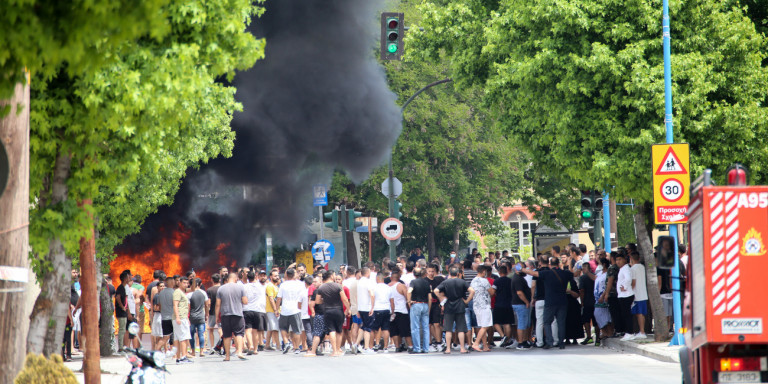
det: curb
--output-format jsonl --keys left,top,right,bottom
{"left": 602, "top": 337, "right": 681, "bottom": 364}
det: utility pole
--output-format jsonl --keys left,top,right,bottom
{"left": 0, "top": 75, "right": 30, "bottom": 384}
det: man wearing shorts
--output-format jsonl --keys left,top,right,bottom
{"left": 276, "top": 268, "right": 304, "bottom": 354}
{"left": 370, "top": 273, "right": 394, "bottom": 353}
{"left": 511, "top": 263, "right": 533, "bottom": 349}
{"left": 150, "top": 281, "right": 166, "bottom": 350}
{"left": 265, "top": 270, "right": 281, "bottom": 350}
{"left": 435, "top": 266, "right": 473, "bottom": 354}
{"left": 243, "top": 270, "right": 266, "bottom": 354}
{"left": 356, "top": 267, "right": 376, "bottom": 353}
{"left": 389, "top": 268, "right": 412, "bottom": 352}
{"left": 172, "top": 277, "right": 193, "bottom": 364}
{"left": 492, "top": 265, "right": 515, "bottom": 348}
{"left": 215, "top": 272, "right": 248, "bottom": 361}
{"left": 425, "top": 264, "right": 445, "bottom": 351}
{"left": 308, "top": 270, "right": 350, "bottom": 357}
{"left": 205, "top": 273, "right": 221, "bottom": 355}
{"left": 469, "top": 265, "right": 494, "bottom": 352}
{"left": 157, "top": 275, "right": 176, "bottom": 355}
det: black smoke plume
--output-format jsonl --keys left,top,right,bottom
{"left": 116, "top": 0, "right": 401, "bottom": 267}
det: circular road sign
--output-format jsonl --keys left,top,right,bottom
{"left": 380, "top": 218, "right": 403, "bottom": 241}
{"left": 660, "top": 179, "right": 684, "bottom": 202}
{"left": 312, "top": 240, "right": 335, "bottom": 262}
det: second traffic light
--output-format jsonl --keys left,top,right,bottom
{"left": 393, "top": 200, "right": 403, "bottom": 219}
{"left": 580, "top": 190, "right": 603, "bottom": 223}
{"left": 324, "top": 209, "right": 339, "bottom": 231}
{"left": 381, "top": 12, "right": 404, "bottom": 60}
{"left": 348, "top": 209, "right": 363, "bottom": 230}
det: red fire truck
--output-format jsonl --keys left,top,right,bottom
{"left": 677, "top": 169, "right": 768, "bottom": 383}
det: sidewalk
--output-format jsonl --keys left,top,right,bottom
{"left": 63, "top": 354, "right": 131, "bottom": 384}
{"left": 602, "top": 335, "right": 682, "bottom": 364}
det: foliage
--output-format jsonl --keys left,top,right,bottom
{"left": 28, "top": 0, "right": 265, "bottom": 275}
{"left": 0, "top": 0, "right": 170, "bottom": 101}
{"left": 408, "top": 0, "right": 768, "bottom": 215}
{"left": 481, "top": 225, "right": 517, "bottom": 253}
{"left": 14, "top": 353, "right": 77, "bottom": 384}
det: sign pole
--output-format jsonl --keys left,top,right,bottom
{"left": 319, "top": 206, "right": 324, "bottom": 241}
{"left": 662, "top": 0, "right": 683, "bottom": 346}
{"left": 368, "top": 218, "right": 372, "bottom": 265}
{"left": 603, "top": 191, "right": 611, "bottom": 252}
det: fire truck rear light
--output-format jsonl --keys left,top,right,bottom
{"left": 718, "top": 357, "right": 764, "bottom": 372}
{"left": 678, "top": 327, "right": 688, "bottom": 334}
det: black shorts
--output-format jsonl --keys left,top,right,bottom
{"left": 581, "top": 305, "right": 595, "bottom": 324}
{"left": 323, "top": 309, "right": 345, "bottom": 334}
{"left": 221, "top": 315, "right": 245, "bottom": 339}
{"left": 389, "top": 312, "right": 411, "bottom": 337}
{"left": 358, "top": 311, "right": 374, "bottom": 332}
{"left": 493, "top": 307, "right": 514, "bottom": 325}
{"left": 443, "top": 312, "right": 468, "bottom": 333}
{"left": 244, "top": 311, "right": 267, "bottom": 331}
{"left": 161, "top": 320, "right": 174, "bottom": 337}
{"left": 429, "top": 303, "right": 442, "bottom": 324}
{"left": 370, "top": 310, "right": 391, "bottom": 331}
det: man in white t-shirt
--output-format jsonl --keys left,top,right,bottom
{"left": 629, "top": 251, "right": 648, "bottom": 340}
{"left": 356, "top": 267, "right": 376, "bottom": 353}
{"left": 276, "top": 268, "right": 304, "bottom": 354}
{"left": 371, "top": 273, "right": 394, "bottom": 353}
{"left": 243, "top": 270, "right": 267, "bottom": 354}
{"left": 342, "top": 266, "right": 361, "bottom": 353}
{"left": 616, "top": 253, "right": 635, "bottom": 341}
{"left": 401, "top": 262, "right": 416, "bottom": 288}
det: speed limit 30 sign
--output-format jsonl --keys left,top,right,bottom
{"left": 652, "top": 143, "right": 690, "bottom": 224}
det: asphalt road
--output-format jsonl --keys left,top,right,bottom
{"left": 160, "top": 344, "right": 682, "bottom": 384}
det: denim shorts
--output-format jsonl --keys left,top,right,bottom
{"left": 512, "top": 304, "right": 531, "bottom": 330}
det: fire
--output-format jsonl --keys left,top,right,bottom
{"left": 110, "top": 223, "right": 190, "bottom": 285}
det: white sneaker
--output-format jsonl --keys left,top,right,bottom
{"left": 633, "top": 333, "right": 647, "bottom": 340}
{"left": 505, "top": 340, "right": 519, "bottom": 350}
{"left": 620, "top": 334, "right": 634, "bottom": 341}
{"left": 361, "top": 348, "right": 376, "bottom": 355}
{"left": 381, "top": 349, "right": 390, "bottom": 353}
{"left": 428, "top": 345, "right": 438, "bottom": 352}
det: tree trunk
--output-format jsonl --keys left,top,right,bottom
{"left": 99, "top": 273, "right": 114, "bottom": 357}
{"left": 0, "top": 76, "right": 31, "bottom": 383}
{"left": 427, "top": 218, "right": 437, "bottom": 259}
{"left": 453, "top": 225, "right": 461, "bottom": 254}
{"left": 27, "top": 152, "right": 72, "bottom": 356}
{"left": 634, "top": 206, "right": 670, "bottom": 341}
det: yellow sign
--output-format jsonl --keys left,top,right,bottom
{"left": 295, "top": 250, "right": 313, "bottom": 270}
{"left": 652, "top": 143, "right": 690, "bottom": 224}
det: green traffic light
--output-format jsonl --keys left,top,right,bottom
{"left": 582, "top": 211, "right": 592, "bottom": 219}
{"left": 388, "top": 43, "right": 397, "bottom": 53}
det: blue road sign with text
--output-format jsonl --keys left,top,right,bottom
{"left": 313, "top": 184, "right": 328, "bottom": 206}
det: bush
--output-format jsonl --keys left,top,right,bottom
{"left": 14, "top": 353, "right": 78, "bottom": 384}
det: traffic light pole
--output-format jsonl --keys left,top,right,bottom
{"left": 662, "top": 0, "right": 683, "bottom": 347}
{"left": 341, "top": 206, "right": 348, "bottom": 266}
{"left": 388, "top": 78, "right": 454, "bottom": 259}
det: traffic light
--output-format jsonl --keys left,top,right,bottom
{"left": 581, "top": 191, "right": 594, "bottom": 221}
{"left": 324, "top": 209, "right": 338, "bottom": 231}
{"left": 580, "top": 190, "right": 603, "bottom": 223}
{"left": 348, "top": 209, "right": 363, "bottom": 230}
{"left": 380, "top": 12, "right": 404, "bottom": 60}
{"left": 393, "top": 200, "right": 403, "bottom": 219}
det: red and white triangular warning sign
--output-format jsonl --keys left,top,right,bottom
{"left": 655, "top": 146, "right": 688, "bottom": 175}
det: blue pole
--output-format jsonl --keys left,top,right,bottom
{"left": 603, "top": 191, "right": 611, "bottom": 251}
{"left": 663, "top": 0, "right": 684, "bottom": 346}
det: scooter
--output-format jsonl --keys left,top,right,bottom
{"left": 124, "top": 322, "right": 169, "bottom": 384}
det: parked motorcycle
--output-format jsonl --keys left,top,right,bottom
{"left": 124, "top": 322, "right": 168, "bottom": 384}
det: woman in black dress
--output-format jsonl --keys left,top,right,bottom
{"left": 565, "top": 276, "right": 585, "bottom": 343}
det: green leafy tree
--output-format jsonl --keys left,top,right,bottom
{"left": 409, "top": 0, "right": 768, "bottom": 341}
{"left": 26, "top": 0, "right": 265, "bottom": 356}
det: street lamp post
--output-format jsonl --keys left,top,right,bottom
{"left": 387, "top": 78, "right": 453, "bottom": 259}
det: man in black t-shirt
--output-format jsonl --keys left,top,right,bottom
{"left": 531, "top": 255, "right": 555, "bottom": 347}
{"left": 434, "top": 266, "right": 474, "bottom": 354}
{"left": 407, "top": 267, "right": 432, "bottom": 353}
{"left": 425, "top": 264, "right": 445, "bottom": 350}
{"left": 579, "top": 262, "right": 597, "bottom": 345}
{"left": 523, "top": 256, "right": 573, "bottom": 349}
{"left": 511, "top": 264, "right": 533, "bottom": 349}
{"left": 206, "top": 273, "right": 222, "bottom": 354}
{"left": 492, "top": 265, "right": 514, "bottom": 347}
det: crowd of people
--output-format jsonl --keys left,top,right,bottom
{"left": 96, "top": 243, "right": 681, "bottom": 364}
